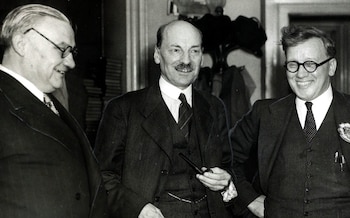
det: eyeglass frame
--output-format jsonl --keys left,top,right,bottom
{"left": 284, "top": 57, "right": 334, "bottom": 73}
{"left": 23, "top": 28, "right": 78, "bottom": 58}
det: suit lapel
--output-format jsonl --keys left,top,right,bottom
{"left": 332, "top": 91, "right": 350, "bottom": 168}
{"left": 0, "top": 71, "right": 102, "bottom": 209}
{"left": 0, "top": 72, "right": 75, "bottom": 151}
{"left": 141, "top": 85, "right": 174, "bottom": 160}
{"left": 140, "top": 86, "right": 214, "bottom": 161}
{"left": 47, "top": 92, "right": 104, "bottom": 211}
{"left": 259, "top": 91, "right": 350, "bottom": 190}
{"left": 192, "top": 90, "right": 212, "bottom": 158}
{"left": 51, "top": 93, "right": 103, "bottom": 207}
{"left": 258, "top": 94, "right": 295, "bottom": 191}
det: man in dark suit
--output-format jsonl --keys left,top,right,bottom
{"left": 94, "top": 20, "right": 237, "bottom": 218}
{"left": 231, "top": 25, "right": 350, "bottom": 217}
{"left": 0, "top": 4, "right": 107, "bottom": 217}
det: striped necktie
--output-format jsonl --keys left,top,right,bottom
{"left": 178, "top": 93, "right": 192, "bottom": 140}
{"left": 43, "top": 94, "right": 60, "bottom": 116}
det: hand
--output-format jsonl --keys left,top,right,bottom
{"left": 247, "top": 195, "right": 266, "bottom": 218}
{"left": 138, "top": 203, "right": 164, "bottom": 218}
{"left": 196, "top": 167, "right": 231, "bottom": 191}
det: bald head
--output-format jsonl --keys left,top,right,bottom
{"left": 156, "top": 20, "right": 202, "bottom": 49}
{"left": 154, "top": 20, "right": 203, "bottom": 90}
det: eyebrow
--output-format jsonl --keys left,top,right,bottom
{"left": 169, "top": 44, "right": 201, "bottom": 48}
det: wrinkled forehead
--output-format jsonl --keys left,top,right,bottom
{"left": 163, "top": 23, "right": 202, "bottom": 47}
{"left": 286, "top": 38, "right": 327, "bottom": 60}
{"left": 34, "top": 16, "right": 75, "bottom": 45}
{"left": 33, "top": 16, "right": 72, "bottom": 30}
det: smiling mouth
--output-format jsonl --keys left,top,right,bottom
{"left": 296, "top": 80, "right": 312, "bottom": 87}
{"left": 176, "top": 68, "right": 193, "bottom": 73}
{"left": 175, "top": 63, "right": 194, "bottom": 73}
{"left": 55, "top": 69, "right": 65, "bottom": 75}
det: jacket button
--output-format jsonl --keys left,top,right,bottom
{"left": 154, "top": 196, "right": 160, "bottom": 202}
{"left": 161, "top": 170, "right": 168, "bottom": 175}
{"left": 75, "top": 193, "right": 81, "bottom": 200}
{"left": 304, "top": 199, "right": 310, "bottom": 204}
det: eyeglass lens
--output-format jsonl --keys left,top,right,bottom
{"left": 25, "top": 28, "right": 77, "bottom": 58}
{"left": 285, "top": 57, "right": 333, "bottom": 73}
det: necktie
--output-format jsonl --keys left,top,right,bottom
{"left": 304, "top": 101, "right": 316, "bottom": 142}
{"left": 178, "top": 93, "right": 193, "bottom": 140}
{"left": 43, "top": 94, "right": 60, "bottom": 116}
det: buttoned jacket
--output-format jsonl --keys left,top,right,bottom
{"left": 0, "top": 70, "right": 108, "bottom": 218}
{"left": 95, "top": 83, "right": 233, "bottom": 218}
{"left": 231, "top": 90, "right": 350, "bottom": 211}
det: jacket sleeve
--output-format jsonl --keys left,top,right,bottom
{"left": 94, "top": 98, "right": 148, "bottom": 218}
{"left": 230, "top": 100, "right": 266, "bottom": 213}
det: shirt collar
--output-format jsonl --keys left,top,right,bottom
{"left": 296, "top": 85, "right": 333, "bottom": 129}
{"left": 296, "top": 85, "right": 333, "bottom": 108}
{"left": 0, "top": 64, "right": 45, "bottom": 102}
{"left": 159, "top": 76, "right": 192, "bottom": 106}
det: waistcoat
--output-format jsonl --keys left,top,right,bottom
{"left": 266, "top": 104, "right": 350, "bottom": 217}
{"left": 157, "top": 110, "right": 209, "bottom": 217}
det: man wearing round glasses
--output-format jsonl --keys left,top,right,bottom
{"left": 231, "top": 25, "right": 350, "bottom": 217}
{"left": 284, "top": 34, "right": 337, "bottom": 103}
{"left": 0, "top": 4, "right": 107, "bottom": 218}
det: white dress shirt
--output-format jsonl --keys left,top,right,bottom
{"left": 0, "top": 64, "right": 46, "bottom": 102}
{"left": 296, "top": 85, "right": 333, "bottom": 130}
{"left": 159, "top": 76, "right": 192, "bottom": 123}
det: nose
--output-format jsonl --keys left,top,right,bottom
{"left": 295, "top": 65, "right": 309, "bottom": 78}
{"left": 63, "top": 53, "right": 76, "bottom": 69}
{"left": 181, "top": 52, "right": 191, "bottom": 64}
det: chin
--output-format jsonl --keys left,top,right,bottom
{"left": 52, "top": 82, "right": 63, "bottom": 90}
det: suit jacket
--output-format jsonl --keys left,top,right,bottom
{"left": 94, "top": 83, "right": 233, "bottom": 218}
{"left": 0, "top": 70, "right": 108, "bottom": 218}
{"left": 52, "top": 71, "right": 88, "bottom": 128}
{"left": 230, "top": 90, "right": 350, "bottom": 213}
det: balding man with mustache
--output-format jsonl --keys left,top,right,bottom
{"left": 94, "top": 20, "right": 237, "bottom": 218}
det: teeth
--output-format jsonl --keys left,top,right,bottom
{"left": 176, "top": 68, "right": 192, "bottom": 73}
{"left": 297, "top": 81, "right": 311, "bottom": 87}
{"left": 56, "top": 69, "right": 65, "bottom": 74}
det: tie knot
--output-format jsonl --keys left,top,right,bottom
{"left": 179, "top": 93, "right": 187, "bottom": 104}
{"left": 43, "top": 93, "right": 60, "bottom": 115}
{"left": 43, "top": 94, "right": 52, "bottom": 105}
{"left": 305, "top": 101, "right": 313, "bottom": 111}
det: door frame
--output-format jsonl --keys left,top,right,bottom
{"left": 264, "top": 1, "right": 350, "bottom": 98}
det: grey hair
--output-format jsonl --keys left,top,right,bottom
{"left": 0, "top": 4, "right": 71, "bottom": 48}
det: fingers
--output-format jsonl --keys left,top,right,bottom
{"left": 196, "top": 167, "right": 231, "bottom": 191}
{"left": 139, "top": 203, "right": 164, "bottom": 218}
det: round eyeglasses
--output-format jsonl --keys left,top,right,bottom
{"left": 284, "top": 57, "right": 334, "bottom": 73}
{"left": 24, "top": 28, "right": 78, "bottom": 58}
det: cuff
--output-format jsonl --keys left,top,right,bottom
{"left": 221, "top": 180, "right": 238, "bottom": 202}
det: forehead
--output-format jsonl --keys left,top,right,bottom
{"left": 287, "top": 37, "right": 327, "bottom": 60}
{"left": 34, "top": 16, "right": 75, "bottom": 44}
{"left": 162, "top": 22, "right": 201, "bottom": 47}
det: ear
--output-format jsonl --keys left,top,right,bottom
{"left": 200, "top": 48, "right": 204, "bottom": 67}
{"left": 328, "top": 58, "right": 337, "bottom": 77}
{"left": 153, "top": 46, "right": 160, "bottom": 64}
{"left": 11, "top": 33, "right": 26, "bottom": 56}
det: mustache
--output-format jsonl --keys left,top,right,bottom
{"left": 175, "top": 63, "right": 194, "bottom": 72}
